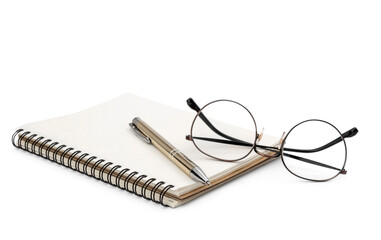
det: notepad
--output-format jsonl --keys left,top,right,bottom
{"left": 12, "top": 93, "right": 278, "bottom": 207}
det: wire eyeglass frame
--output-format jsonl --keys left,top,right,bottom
{"left": 185, "top": 98, "right": 358, "bottom": 182}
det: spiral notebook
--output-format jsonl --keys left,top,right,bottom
{"left": 12, "top": 93, "right": 278, "bottom": 207}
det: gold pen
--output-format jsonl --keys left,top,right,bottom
{"left": 129, "top": 117, "right": 210, "bottom": 185}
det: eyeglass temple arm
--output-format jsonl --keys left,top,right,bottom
{"left": 283, "top": 127, "right": 358, "bottom": 153}
{"left": 186, "top": 136, "right": 345, "bottom": 173}
{"left": 283, "top": 152, "right": 344, "bottom": 172}
{"left": 187, "top": 127, "right": 358, "bottom": 154}
{"left": 187, "top": 98, "right": 249, "bottom": 145}
{"left": 264, "top": 148, "right": 344, "bottom": 172}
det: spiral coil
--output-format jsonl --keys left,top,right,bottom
{"left": 12, "top": 129, "right": 174, "bottom": 206}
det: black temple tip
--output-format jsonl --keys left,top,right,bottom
{"left": 186, "top": 98, "right": 201, "bottom": 112}
{"left": 343, "top": 127, "right": 358, "bottom": 138}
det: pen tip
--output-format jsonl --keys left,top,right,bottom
{"left": 206, "top": 181, "right": 211, "bottom": 185}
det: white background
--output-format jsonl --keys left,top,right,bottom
{"left": 1, "top": 1, "right": 380, "bottom": 239}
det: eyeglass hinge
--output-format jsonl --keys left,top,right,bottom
{"left": 340, "top": 169, "right": 347, "bottom": 175}
{"left": 185, "top": 135, "right": 192, "bottom": 141}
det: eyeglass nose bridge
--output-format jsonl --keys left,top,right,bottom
{"left": 256, "top": 129, "right": 285, "bottom": 148}
{"left": 255, "top": 128, "right": 285, "bottom": 157}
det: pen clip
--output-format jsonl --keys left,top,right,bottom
{"left": 129, "top": 123, "right": 151, "bottom": 144}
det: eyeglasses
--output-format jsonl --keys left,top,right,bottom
{"left": 185, "top": 98, "right": 358, "bottom": 182}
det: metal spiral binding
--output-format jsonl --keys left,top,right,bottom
{"left": 12, "top": 129, "right": 174, "bottom": 206}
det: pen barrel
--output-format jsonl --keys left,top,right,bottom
{"left": 154, "top": 145, "right": 196, "bottom": 174}
{"left": 133, "top": 118, "right": 196, "bottom": 174}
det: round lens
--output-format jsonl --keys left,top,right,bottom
{"left": 190, "top": 100, "right": 257, "bottom": 161}
{"left": 281, "top": 119, "right": 347, "bottom": 181}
